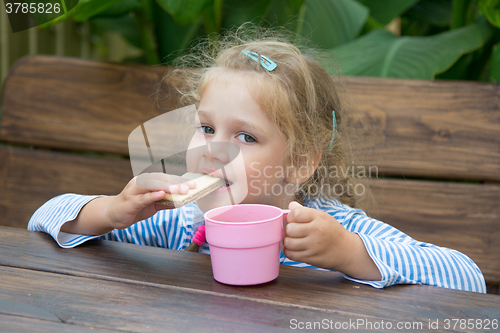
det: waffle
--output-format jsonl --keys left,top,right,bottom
{"left": 156, "top": 172, "right": 227, "bottom": 207}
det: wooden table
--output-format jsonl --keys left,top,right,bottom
{"left": 0, "top": 226, "right": 499, "bottom": 332}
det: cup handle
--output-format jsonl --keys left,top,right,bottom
{"left": 280, "top": 209, "right": 291, "bottom": 253}
{"left": 281, "top": 209, "right": 291, "bottom": 228}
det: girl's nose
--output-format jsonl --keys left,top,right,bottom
{"left": 203, "top": 141, "right": 239, "bottom": 165}
{"left": 208, "top": 142, "right": 231, "bottom": 164}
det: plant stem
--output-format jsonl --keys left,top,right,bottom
{"left": 451, "top": 0, "right": 471, "bottom": 29}
{"left": 295, "top": 1, "right": 307, "bottom": 38}
{"left": 180, "top": 18, "right": 203, "bottom": 51}
{"left": 135, "top": 0, "right": 159, "bottom": 65}
{"left": 202, "top": 8, "right": 218, "bottom": 35}
{"left": 214, "top": 0, "right": 223, "bottom": 29}
{"left": 202, "top": 0, "right": 223, "bottom": 35}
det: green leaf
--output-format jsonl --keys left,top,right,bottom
{"left": 328, "top": 20, "right": 492, "bottom": 79}
{"left": 27, "top": 0, "right": 69, "bottom": 27}
{"left": 155, "top": 0, "right": 212, "bottom": 25}
{"left": 93, "top": 0, "right": 141, "bottom": 18}
{"left": 299, "top": 0, "right": 369, "bottom": 49}
{"left": 63, "top": 0, "right": 80, "bottom": 12}
{"left": 72, "top": 0, "right": 125, "bottom": 21}
{"left": 357, "top": 0, "right": 420, "bottom": 25}
{"left": 480, "top": 0, "right": 500, "bottom": 28}
{"left": 37, "top": 0, "right": 124, "bottom": 27}
{"left": 221, "top": 0, "right": 272, "bottom": 28}
{"left": 404, "top": 0, "right": 452, "bottom": 27}
{"left": 264, "top": 0, "right": 305, "bottom": 28}
{"left": 435, "top": 53, "right": 474, "bottom": 79}
{"left": 490, "top": 42, "right": 500, "bottom": 81}
{"left": 91, "top": 13, "right": 142, "bottom": 49}
{"left": 152, "top": 0, "right": 203, "bottom": 63}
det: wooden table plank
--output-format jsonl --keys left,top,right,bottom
{"left": 1, "top": 226, "right": 498, "bottom": 330}
{"left": 0, "top": 314, "right": 118, "bottom": 333}
{"left": 0, "top": 266, "right": 394, "bottom": 333}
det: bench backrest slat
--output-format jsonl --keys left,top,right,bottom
{"left": 346, "top": 76, "right": 500, "bottom": 182}
{"left": 2, "top": 57, "right": 499, "bottom": 181}
{"left": 0, "top": 56, "right": 173, "bottom": 155}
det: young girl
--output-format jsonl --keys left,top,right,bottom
{"left": 28, "top": 28, "right": 486, "bottom": 293}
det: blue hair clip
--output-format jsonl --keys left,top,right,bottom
{"left": 329, "top": 110, "right": 337, "bottom": 151}
{"left": 241, "top": 50, "right": 277, "bottom": 71}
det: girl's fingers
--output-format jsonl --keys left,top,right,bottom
{"left": 135, "top": 173, "right": 197, "bottom": 193}
{"left": 285, "top": 221, "right": 310, "bottom": 238}
{"left": 286, "top": 205, "right": 317, "bottom": 224}
{"left": 134, "top": 190, "right": 165, "bottom": 208}
{"left": 283, "top": 236, "right": 309, "bottom": 252}
{"left": 128, "top": 190, "right": 174, "bottom": 212}
{"left": 283, "top": 248, "right": 309, "bottom": 263}
{"left": 288, "top": 201, "right": 302, "bottom": 210}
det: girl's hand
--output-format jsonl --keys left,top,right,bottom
{"left": 106, "top": 173, "right": 197, "bottom": 230}
{"left": 283, "top": 201, "right": 382, "bottom": 281}
{"left": 61, "top": 173, "right": 196, "bottom": 236}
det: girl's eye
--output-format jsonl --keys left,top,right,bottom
{"left": 201, "top": 125, "right": 215, "bottom": 135}
{"left": 237, "top": 133, "right": 256, "bottom": 143}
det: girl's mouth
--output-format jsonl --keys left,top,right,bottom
{"left": 200, "top": 170, "right": 232, "bottom": 187}
{"left": 213, "top": 179, "right": 233, "bottom": 193}
{"left": 219, "top": 180, "right": 232, "bottom": 189}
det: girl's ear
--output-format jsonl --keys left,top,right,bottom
{"left": 285, "top": 149, "right": 322, "bottom": 184}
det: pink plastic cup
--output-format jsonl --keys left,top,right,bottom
{"left": 204, "top": 204, "right": 290, "bottom": 285}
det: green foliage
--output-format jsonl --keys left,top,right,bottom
{"left": 480, "top": 0, "right": 500, "bottom": 27}
{"left": 357, "top": 0, "right": 419, "bottom": 25}
{"left": 329, "top": 19, "right": 491, "bottom": 78}
{"left": 491, "top": 42, "right": 500, "bottom": 81}
{"left": 299, "top": 0, "right": 369, "bottom": 49}
{"left": 37, "top": 0, "right": 500, "bottom": 82}
{"left": 156, "top": 0, "right": 211, "bottom": 25}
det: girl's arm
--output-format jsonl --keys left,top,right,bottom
{"left": 284, "top": 202, "right": 381, "bottom": 280}
{"left": 27, "top": 193, "right": 193, "bottom": 249}
{"left": 28, "top": 173, "right": 196, "bottom": 248}
{"left": 28, "top": 194, "right": 109, "bottom": 248}
{"left": 342, "top": 211, "right": 486, "bottom": 293}
{"left": 284, "top": 200, "right": 486, "bottom": 293}
{"left": 60, "top": 175, "right": 195, "bottom": 236}
{"left": 59, "top": 196, "right": 119, "bottom": 236}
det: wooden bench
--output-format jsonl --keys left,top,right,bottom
{"left": 1, "top": 55, "right": 499, "bottom": 294}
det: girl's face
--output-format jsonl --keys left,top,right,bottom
{"left": 187, "top": 71, "right": 292, "bottom": 212}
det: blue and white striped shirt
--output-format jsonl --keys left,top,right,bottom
{"left": 28, "top": 193, "right": 486, "bottom": 293}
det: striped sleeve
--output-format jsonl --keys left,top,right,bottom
{"left": 308, "top": 197, "right": 486, "bottom": 293}
{"left": 100, "top": 203, "right": 200, "bottom": 250}
{"left": 344, "top": 210, "right": 486, "bottom": 293}
{"left": 27, "top": 193, "right": 199, "bottom": 251}
{"left": 27, "top": 193, "right": 105, "bottom": 248}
